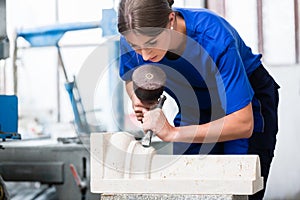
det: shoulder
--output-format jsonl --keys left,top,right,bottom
{"left": 175, "top": 8, "right": 228, "bottom": 34}
{"left": 176, "top": 8, "right": 237, "bottom": 54}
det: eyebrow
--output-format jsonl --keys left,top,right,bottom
{"left": 128, "top": 37, "right": 157, "bottom": 47}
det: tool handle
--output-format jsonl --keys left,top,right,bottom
{"left": 141, "top": 95, "right": 166, "bottom": 147}
{"left": 156, "top": 94, "right": 167, "bottom": 109}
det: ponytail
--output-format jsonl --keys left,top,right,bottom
{"left": 167, "top": 0, "right": 174, "bottom": 7}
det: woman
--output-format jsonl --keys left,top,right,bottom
{"left": 118, "top": 0, "right": 279, "bottom": 199}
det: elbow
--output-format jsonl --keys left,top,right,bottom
{"left": 228, "top": 103, "right": 254, "bottom": 140}
{"left": 241, "top": 118, "right": 254, "bottom": 139}
{"left": 244, "top": 126, "right": 253, "bottom": 139}
{"left": 233, "top": 115, "right": 253, "bottom": 139}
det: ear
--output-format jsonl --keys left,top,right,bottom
{"left": 168, "top": 12, "right": 176, "bottom": 27}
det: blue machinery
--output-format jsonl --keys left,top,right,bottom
{"left": 13, "top": 9, "right": 120, "bottom": 134}
{"left": 0, "top": 95, "right": 21, "bottom": 141}
{"left": 0, "top": 0, "right": 21, "bottom": 142}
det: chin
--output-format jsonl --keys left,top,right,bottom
{"left": 150, "top": 55, "right": 163, "bottom": 62}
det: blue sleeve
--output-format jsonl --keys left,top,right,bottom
{"left": 119, "top": 36, "right": 142, "bottom": 81}
{"left": 216, "top": 42, "right": 254, "bottom": 115}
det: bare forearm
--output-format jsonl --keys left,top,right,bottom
{"left": 168, "top": 103, "right": 254, "bottom": 143}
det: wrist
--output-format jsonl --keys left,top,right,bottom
{"left": 169, "top": 126, "right": 180, "bottom": 142}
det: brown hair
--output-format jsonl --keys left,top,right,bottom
{"left": 118, "top": 0, "right": 174, "bottom": 36}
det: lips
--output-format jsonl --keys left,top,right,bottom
{"left": 150, "top": 56, "right": 157, "bottom": 61}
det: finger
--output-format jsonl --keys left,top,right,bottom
{"left": 137, "top": 117, "right": 143, "bottom": 123}
{"left": 134, "top": 105, "right": 149, "bottom": 112}
{"left": 135, "top": 113, "right": 144, "bottom": 122}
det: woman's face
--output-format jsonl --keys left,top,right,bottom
{"left": 125, "top": 29, "right": 171, "bottom": 62}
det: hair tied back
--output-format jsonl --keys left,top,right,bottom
{"left": 167, "top": 0, "right": 174, "bottom": 7}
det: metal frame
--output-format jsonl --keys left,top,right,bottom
{"left": 294, "top": 0, "right": 299, "bottom": 63}
{"left": 0, "top": 0, "right": 9, "bottom": 60}
{"left": 12, "top": 9, "right": 120, "bottom": 134}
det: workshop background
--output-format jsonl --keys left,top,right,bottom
{"left": 0, "top": 0, "right": 299, "bottom": 199}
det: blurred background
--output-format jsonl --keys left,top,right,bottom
{"left": 0, "top": 0, "right": 299, "bottom": 199}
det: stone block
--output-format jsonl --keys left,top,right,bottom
{"left": 90, "top": 132, "right": 263, "bottom": 195}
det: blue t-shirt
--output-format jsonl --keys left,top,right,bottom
{"left": 119, "top": 8, "right": 263, "bottom": 154}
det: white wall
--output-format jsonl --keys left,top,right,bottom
{"left": 224, "top": 1, "right": 300, "bottom": 199}
{"left": 264, "top": 65, "right": 300, "bottom": 200}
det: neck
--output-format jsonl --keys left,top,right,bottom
{"left": 175, "top": 14, "right": 186, "bottom": 35}
{"left": 168, "top": 14, "right": 186, "bottom": 57}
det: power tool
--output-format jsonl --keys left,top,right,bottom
{"left": 132, "top": 64, "right": 167, "bottom": 147}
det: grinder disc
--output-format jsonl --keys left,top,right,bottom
{"left": 132, "top": 64, "right": 166, "bottom": 102}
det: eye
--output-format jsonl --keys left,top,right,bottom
{"left": 147, "top": 41, "right": 157, "bottom": 46}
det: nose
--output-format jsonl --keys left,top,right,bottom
{"left": 141, "top": 48, "right": 151, "bottom": 61}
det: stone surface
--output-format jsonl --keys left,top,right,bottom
{"left": 91, "top": 132, "right": 263, "bottom": 195}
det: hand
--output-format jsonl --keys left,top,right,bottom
{"left": 142, "top": 108, "right": 175, "bottom": 142}
{"left": 130, "top": 93, "right": 156, "bottom": 122}
{"left": 126, "top": 81, "right": 157, "bottom": 122}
